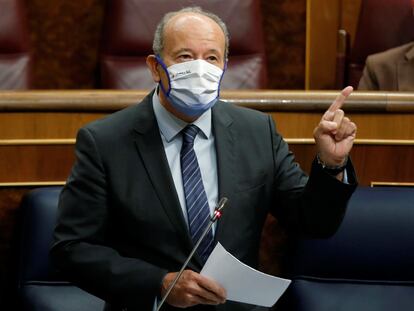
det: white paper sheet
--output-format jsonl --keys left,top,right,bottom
{"left": 200, "top": 242, "right": 291, "bottom": 307}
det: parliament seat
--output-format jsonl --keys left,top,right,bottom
{"left": 16, "top": 187, "right": 105, "bottom": 311}
{"left": 336, "top": 0, "right": 414, "bottom": 88}
{"left": 100, "top": 0, "right": 267, "bottom": 89}
{"left": 0, "top": 0, "right": 32, "bottom": 89}
{"left": 286, "top": 186, "right": 414, "bottom": 311}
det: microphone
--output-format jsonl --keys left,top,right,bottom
{"left": 156, "top": 197, "right": 229, "bottom": 311}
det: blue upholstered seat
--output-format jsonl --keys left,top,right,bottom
{"left": 287, "top": 186, "right": 414, "bottom": 311}
{"left": 17, "top": 187, "right": 105, "bottom": 311}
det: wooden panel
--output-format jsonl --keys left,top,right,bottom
{"left": 0, "top": 145, "right": 75, "bottom": 182}
{"left": 0, "top": 112, "right": 104, "bottom": 139}
{"left": 351, "top": 145, "right": 414, "bottom": 185}
{"left": 341, "top": 0, "right": 362, "bottom": 46}
{"left": 289, "top": 144, "right": 414, "bottom": 186}
{"left": 2, "top": 111, "right": 414, "bottom": 140}
{"left": 1, "top": 111, "right": 414, "bottom": 140}
{"left": 306, "top": 0, "right": 340, "bottom": 89}
{"left": 306, "top": 0, "right": 362, "bottom": 89}
{"left": 2, "top": 142, "right": 413, "bottom": 186}
{"left": 272, "top": 112, "right": 414, "bottom": 139}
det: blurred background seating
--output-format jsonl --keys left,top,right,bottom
{"left": 99, "top": 0, "right": 267, "bottom": 89}
{"left": 0, "top": 0, "right": 32, "bottom": 89}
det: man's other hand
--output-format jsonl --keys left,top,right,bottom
{"left": 161, "top": 270, "right": 227, "bottom": 308}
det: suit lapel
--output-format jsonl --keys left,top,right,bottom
{"left": 132, "top": 95, "right": 194, "bottom": 253}
{"left": 212, "top": 102, "right": 237, "bottom": 240}
{"left": 397, "top": 44, "right": 414, "bottom": 91}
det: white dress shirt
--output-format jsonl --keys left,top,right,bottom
{"left": 152, "top": 91, "right": 219, "bottom": 231}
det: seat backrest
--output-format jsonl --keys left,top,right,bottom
{"left": 0, "top": 0, "right": 32, "bottom": 89}
{"left": 337, "top": 0, "right": 414, "bottom": 88}
{"left": 100, "top": 0, "right": 267, "bottom": 90}
{"left": 287, "top": 186, "right": 414, "bottom": 311}
{"left": 16, "top": 187, "right": 105, "bottom": 311}
{"left": 18, "top": 188, "right": 62, "bottom": 284}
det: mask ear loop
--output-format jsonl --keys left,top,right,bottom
{"left": 155, "top": 55, "right": 172, "bottom": 96}
{"left": 216, "top": 61, "right": 227, "bottom": 99}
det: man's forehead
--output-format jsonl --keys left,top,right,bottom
{"left": 166, "top": 12, "right": 214, "bottom": 28}
{"left": 164, "top": 12, "right": 224, "bottom": 39}
{"left": 163, "top": 12, "right": 225, "bottom": 54}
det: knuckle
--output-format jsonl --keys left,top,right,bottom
{"left": 185, "top": 270, "right": 196, "bottom": 281}
{"left": 184, "top": 293, "right": 195, "bottom": 304}
{"left": 187, "top": 283, "right": 200, "bottom": 296}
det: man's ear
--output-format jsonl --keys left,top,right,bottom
{"left": 146, "top": 55, "right": 161, "bottom": 82}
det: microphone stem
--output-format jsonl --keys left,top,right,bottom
{"left": 156, "top": 218, "right": 215, "bottom": 311}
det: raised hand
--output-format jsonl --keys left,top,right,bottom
{"left": 313, "top": 86, "right": 357, "bottom": 167}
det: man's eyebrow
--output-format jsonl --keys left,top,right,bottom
{"left": 172, "top": 48, "right": 193, "bottom": 55}
{"left": 172, "top": 48, "right": 222, "bottom": 55}
{"left": 205, "top": 48, "right": 221, "bottom": 55}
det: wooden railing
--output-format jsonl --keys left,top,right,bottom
{"left": 1, "top": 89, "right": 414, "bottom": 112}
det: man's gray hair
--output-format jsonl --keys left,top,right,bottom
{"left": 152, "top": 6, "right": 230, "bottom": 59}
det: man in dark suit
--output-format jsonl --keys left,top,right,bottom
{"left": 51, "top": 7, "right": 357, "bottom": 311}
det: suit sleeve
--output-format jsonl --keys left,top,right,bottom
{"left": 358, "top": 56, "right": 379, "bottom": 90}
{"left": 50, "top": 127, "right": 168, "bottom": 310}
{"left": 268, "top": 115, "right": 357, "bottom": 237}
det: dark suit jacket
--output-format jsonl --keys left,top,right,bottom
{"left": 358, "top": 41, "right": 414, "bottom": 91}
{"left": 51, "top": 91, "right": 357, "bottom": 311}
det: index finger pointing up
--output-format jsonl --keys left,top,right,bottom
{"left": 328, "top": 86, "right": 353, "bottom": 112}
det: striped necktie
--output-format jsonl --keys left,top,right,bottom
{"left": 180, "top": 124, "right": 214, "bottom": 263}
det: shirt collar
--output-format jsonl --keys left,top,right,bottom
{"left": 152, "top": 90, "right": 212, "bottom": 142}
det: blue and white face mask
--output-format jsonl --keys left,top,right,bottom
{"left": 156, "top": 56, "right": 226, "bottom": 117}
